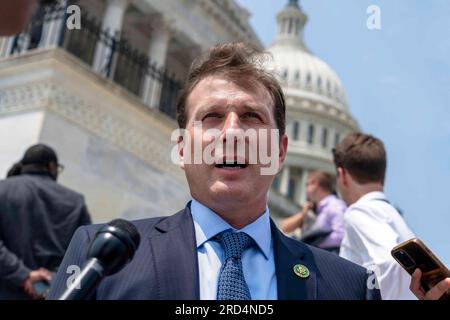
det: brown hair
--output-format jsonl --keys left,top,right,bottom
{"left": 176, "top": 42, "right": 286, "bottom": 136}
{"left": 308, "top": 171, "right": 335, "bottom": 193}
{"left": 332, "top": 132, "right": 386, "bottom": 184}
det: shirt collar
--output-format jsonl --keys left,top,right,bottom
{"left": 317, "top": 194, "right": 335, "bottom": 213}
{"left": 190, "top": 198, "right": 272, "bottom": 260}
{"left": 355, "top": 191, "right": 386, "bottom": 204}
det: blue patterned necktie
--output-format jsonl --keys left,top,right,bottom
{"left": 216, "top": 230, "right": 254, "bottom": 300}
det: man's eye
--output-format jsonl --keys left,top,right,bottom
{"left": 242, "top": 112, "right": 262, "bottom": 120}
{"left": 202, "top": 113, "right": 222, "bottom": 121}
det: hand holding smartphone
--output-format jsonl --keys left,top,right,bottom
{"left": 32, "top": 279, "right": 50, "bottom": 299}
{"left": 391, "top": 238, "right": 450, "bottom": 300}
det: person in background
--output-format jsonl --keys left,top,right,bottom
{"left": 6, "top": 162, "right": 23, "bottom": 178}
{"left": 333, "top": 133, "right": 417, "bottom": 299}
{"left": 281, "top": 171, "right": 346, "bottom": 254}
{"left": 334, "top": 132, "right": 450, "bottom": 300}
{"left": 0, "top": 144, "right": 92, "bottom": 299}
{"left": 281, "top": 201, "right": 316, "bottom": 239}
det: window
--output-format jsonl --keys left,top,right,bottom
{"left": 317, "top": 77, "right": 322, "bottom": 91}
{"left": 334, "top": 132, "right": 340, "bottom": 147}
{"left": 293, "top": 121, "right": 300, "bottom": 140}
{"left": 322, "top": 127, "right": 328, "bottom": 148}
{"left": 294, "top": 71, "right": 300, "bottom": 87}
{"left": 307, "top": 124, "right": 315, "bottom": 145}
{"left": 288, "top": 178, "right": 296, "bottom": 200}
{"left": 288, "top": 18, "right": 293, "bottom": 34}
{"left": 283, "top": 18, "right": 288, "bottom": 34}
{"left": 283, "top": 69, "right": 288, "bottom": 81}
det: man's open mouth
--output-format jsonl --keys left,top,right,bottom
{"left": 215, "top": 160, "right": 249, "bottom": 169}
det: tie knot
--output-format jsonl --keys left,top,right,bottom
{"left": 216, "top": 231, "right": 254, "bottom": 260}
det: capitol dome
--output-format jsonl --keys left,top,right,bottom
{"left": 266, "top": 0, "right": 348, "bottom": 111}
{"left": 267, "top": 0, "right": 359, "bottom": 211}
{"left": 268, "top": 46, "right": 349, "bottom": 112}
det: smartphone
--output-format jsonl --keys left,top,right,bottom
{"left": 32, "top": 280, "right": 50, "bottom": 298}
{"left": 391, "top": 238, "right": 450, "bottom": 300}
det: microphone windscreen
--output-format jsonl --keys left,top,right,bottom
{"left": 109, "top": 219, "right": 140, "bottom": 250}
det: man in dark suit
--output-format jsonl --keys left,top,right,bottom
{"left": 48, "top": 42, "right": 380, "bottom": 300}
{"left": 0, "top": 144, "right": 92, "bottom": 299}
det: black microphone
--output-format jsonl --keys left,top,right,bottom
{"left": 58, "top": 219, "right": 140, "bottom": 300}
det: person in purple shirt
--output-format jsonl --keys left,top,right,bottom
{"left": 281, "top": 171, "right": 346, "bottom": 253}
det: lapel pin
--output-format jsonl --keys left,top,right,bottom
{"left": 293, "top": 264, "right": 310, "bottom": 279}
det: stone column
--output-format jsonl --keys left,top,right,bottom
{"left": 279, "top": 165, "right": 290, "bottom": 196}
{"left": 294, "top": 176, "right": 303, "bottom": 205}
{"left": 285, "top": 120, "right": 293, "bottom": 140}
{"left": 299, "top": 168, "right": 309, "bottom": 204}
{"left": 39, "top": 0, "right": 68, "bottom": 48}
{"left": 141, "top": 18, "right": 172, "bottom": 108}
{"left": 0, "top": 37, "right": 13, "bottom": 57}
{"left": 92, "top": 0, "right": 129, "bottom": 77}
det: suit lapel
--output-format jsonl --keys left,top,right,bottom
{"left": 149, "top": 203, "right": 200, "bottom": 299}
{"left": 148, "top": 208, "right": 317, "bottom": 300}
{"left": 271, "top": 220, "right": 317, "bottom": 300}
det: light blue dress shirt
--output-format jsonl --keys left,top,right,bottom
{"left": 190, "top": 199, "right": 277, "bottom": 300}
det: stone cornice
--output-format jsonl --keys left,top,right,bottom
{"left": 285, "top": 95, "right": 359, "bottom": 130}
{"left": 197, "top": 0, "right": 262, "bottom": 48}
{"left": 284, "top": 150, "right": 335, "bottom": 172}
{"left": 0, "top": 80, "right": 184, "bottom": 182}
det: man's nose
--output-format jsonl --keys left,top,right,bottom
{"left": 222, "top": 112, "right": 243, "bottom": 133}
{"left": 220, "top": 112, "right": 245, "bottom": 144}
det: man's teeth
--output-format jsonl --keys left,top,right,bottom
{"left": 215, "top": 161, "right": 248, "bottom": 169}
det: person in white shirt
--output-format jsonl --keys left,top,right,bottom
{"left": 332, "top": 133, "right": 450, "bottom": 300}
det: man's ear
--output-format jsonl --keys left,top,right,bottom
{"left": 337, "top": 167, "right": 347, "bottom": 185}
{"left": 177, "top": 135, "right": 185, "bottom": 171}
{"left": 278, "top": 134, "right": 288, "bottom": 172}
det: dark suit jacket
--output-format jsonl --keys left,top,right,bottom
{"left": 48, "top": 204, "right": 381, "bottom": 300}
{"left": 0, "top": 173, "right": 92, "bottom": 299}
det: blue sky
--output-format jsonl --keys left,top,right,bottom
{"left": 236, "top": 0, "right": 450, "bottom": 264}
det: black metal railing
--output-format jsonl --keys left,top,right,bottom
{"left": 64, "top": 9, "right": 100, "bottom": 69}
{"left": 6, "top": 2, "right": 182, "bottom": 119}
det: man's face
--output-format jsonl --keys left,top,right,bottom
{"left": 178, "top": 75, "right": 287, "bottom": 209}
{"left": 305, "top": 177, "right": 319, "bottom": 203}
